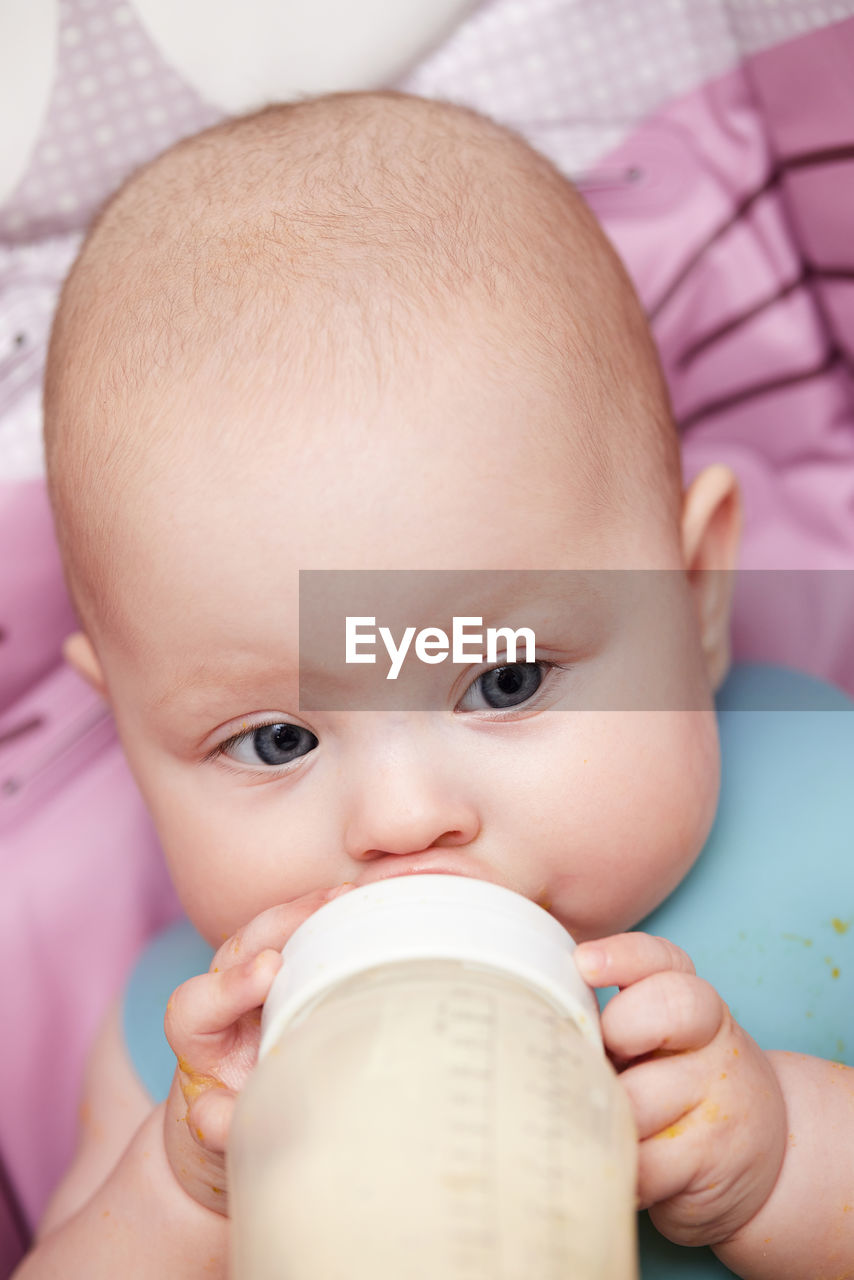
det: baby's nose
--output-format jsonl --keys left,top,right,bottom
{"left": 341, "top": 733, "right": 480, "bottom": 862}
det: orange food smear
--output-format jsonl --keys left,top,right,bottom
{"left": 177, "top": 1056, "right": 226, "bottom": 1102}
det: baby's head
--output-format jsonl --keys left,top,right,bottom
{"left": 44, "top": 91, "right": 740, "bottom": 946}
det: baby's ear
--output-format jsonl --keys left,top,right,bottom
{"left": 63, "top": 631, "right": 109, "bottom": 699}
{"left": 680, "top": 464, "right": 742, "bottom": 691}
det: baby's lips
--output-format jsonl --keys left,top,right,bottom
{"left": 287, "top": 882, "right": 354, "bottom": 910}
{"left": 323, "top": 882, "right": 355, "bottom": 902}
{"left": 276, "top": 882, "right": 355, "bottom": 927}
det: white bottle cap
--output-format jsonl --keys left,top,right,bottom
{"left": 261, "top": 875, "right": 601, "bottom": 1058}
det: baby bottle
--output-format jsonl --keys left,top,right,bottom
{"left": 228, "top": 874, "right": 638, "bottom": 1280}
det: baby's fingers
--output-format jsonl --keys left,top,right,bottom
{"left": 601, "top": 972, "right": 724, "bottom": 1060}
{"left": 186, "top": 1084, "right": 237, "bottom": 1158}
{"left": 165, "top": 948, "right": 283, "bottom": 1080}
{"left": 618, "top": 1049, "right": 708, "bottom": 1140}
{"left": 211, "top": 884, "right": 354, "bottom": 973}
{"left": 575, "top": 932, "right": 695, "bottom": 989}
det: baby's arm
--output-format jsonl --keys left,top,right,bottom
{"left": 14, "top": 884, "right": 354, "bottom": 1278}
{"left": 712, "top": 1051, "right": 854, "bottom": 1280}
{"left": 12, "top": 994, "right": 227, "bottom": 1279}
{"left": 575, "top": 934, "right": 854, "bottom": 1280}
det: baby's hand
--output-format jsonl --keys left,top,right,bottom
{"left": 162, "top": 885, "right": 353, "bottom": 1215}
{"left": 574, "top": 933, "right": 787, "bottom": 1249}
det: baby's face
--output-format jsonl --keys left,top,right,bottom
{"left": 84, "top": 320, "right": 721, "bottom": 947}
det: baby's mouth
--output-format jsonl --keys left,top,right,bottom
{"left": 354, "top": 855, "right": 500, "bottom": 891}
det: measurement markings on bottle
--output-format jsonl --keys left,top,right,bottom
{"left": 523, "top": 1078, "right": 572, "bottom": 1099}
{"left": 438, "top": 984, "right": 499, "bottom": 1280}
{"left": 449, "top": 1121, "right": 491, "bottom": 1138}
{"left": 448, "top": 1036, "right": 492, "bottom": 1051}
{"left": 477, "top": 1006, "right": 567, "bottom": 1279}
{"left": 524, "top": 1043, "right": 561, "bottom": 1062}
{"left": 447, "top": 1004, "right": 492, "bottom": 1029}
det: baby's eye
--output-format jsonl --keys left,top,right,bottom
{"left": 216, "top": 722, "right": 318, "bottom": 768}
{"left": 457, "top": 661, "right": 552, "bottom": 712}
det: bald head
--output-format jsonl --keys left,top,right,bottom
{"left": 44, "top": 90, "right": 681, "bottom": 638}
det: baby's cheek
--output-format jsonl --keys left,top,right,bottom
{"left": 550, "top": 710, "right": 720, "bottom": 937}
{"left": 138, "top": 770, "right": 257, "bottom": 942}
{"left": 624, "top": 712, "right": 719, "bottom": 919}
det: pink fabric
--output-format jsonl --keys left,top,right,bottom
{"left": 586, "top": 19, "right": 854, "bottom": 691}
{"left": 0, "top": 485, "right": 182, "bottom": 1230}
{"left": 0, "top": 483, "right": 77, "bottom": 707}
{"left": 1, "top": 11, "right": 853, "bottom": 1237}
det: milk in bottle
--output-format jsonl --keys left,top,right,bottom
{"left": 228, "top": 873, "right": 638, "bottom": 1280}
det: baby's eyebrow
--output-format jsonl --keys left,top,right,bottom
{"left": 148, "top": 573, "right": 608, "bottom": 719}
{"left": 146, "top": 659, "right": 347, "bottom": 719}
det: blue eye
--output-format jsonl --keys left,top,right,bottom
{"left": 457, "top": 661, "right": 552, "bottom": 712}
{"left": 217, "top": 722, "right": 318, "bottom": 768}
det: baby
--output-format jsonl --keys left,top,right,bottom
{"left": 16, "top": 91, "right": 852, "bottom": 1279}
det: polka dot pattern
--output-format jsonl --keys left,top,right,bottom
{"left": 400, "top": 0, "right": 743, "bottom": 177}
{"left": 729, "top": 0, "right": 854, "bottom": 51}
{"left": 0, "top": 0, "right": 220, "bottom": 243}
{"left": 400, "top": 0, "right": 854, "bottom": 176}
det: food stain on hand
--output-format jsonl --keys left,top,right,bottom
{"left": 177, "top": 1056, "right": 227, "bottom": 1102}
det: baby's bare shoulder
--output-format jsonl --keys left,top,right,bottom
{"left": 36, "top": 995, "right": 157, "bottom": 1241}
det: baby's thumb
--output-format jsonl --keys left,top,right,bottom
{"left": 188, "top": 1084, "right": 235, "bottom": 1158}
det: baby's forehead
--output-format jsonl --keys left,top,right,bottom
{"left": 46, "top": 94, "right": 682, "bottom": 645}
{"left": 93, "top": 342, "right": 629, "bottom": 663}
{"left": 86, "top": 276, "right": 678, "bottom": 674}
{"left": 124, "top": 303, "right": 610, "bottom": 521}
